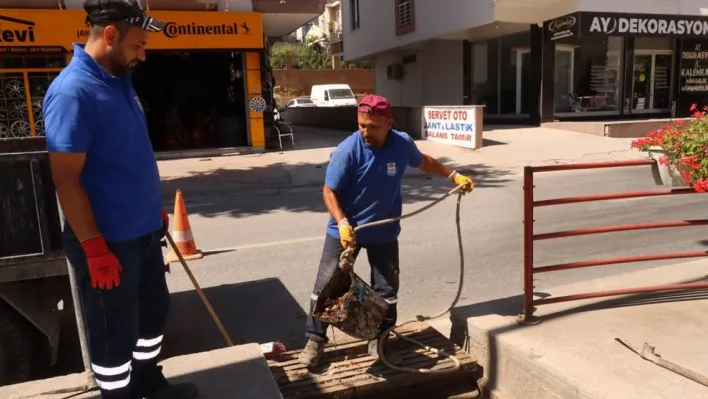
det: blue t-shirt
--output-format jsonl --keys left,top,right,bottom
{"left": 44, "top": 43, "right": 162, "bottom": 242}
{"left": 325, "top": 129, "right": 424, "bottom": 246}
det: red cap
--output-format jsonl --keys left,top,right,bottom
{"left": 358, "top": 95, "right": 393, "bottom": 119}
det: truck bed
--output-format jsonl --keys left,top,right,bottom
{"left": 0, "top": 138, "right": 65, "bottom": 283}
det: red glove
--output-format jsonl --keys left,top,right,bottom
{"left": 161, "top": 209, "right": 169, "bottom": 236}
{"left": 80, "top": 235, "right": 121, "bottom": 290}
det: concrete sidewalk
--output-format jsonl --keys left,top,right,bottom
{"left": 449, "top": 259, "right": 708, "bottom": 399}
{"left": 156, "top": 125, "right": 643, "bottom": 195}
{"left": 0, "top": 344, "right": 283, "bottom": 399}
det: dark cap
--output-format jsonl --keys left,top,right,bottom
{"left": 83, "top": 0, "right": 165, "bottom": 33}
{"left": 357, "top": 95, "right": 393, "bottom": 119}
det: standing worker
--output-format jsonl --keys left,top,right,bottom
{"left": 299, "top": 95, "right": 475, "bottom": 367}
{"left": 43, "top": 1, "right": 198, "bottom": 398}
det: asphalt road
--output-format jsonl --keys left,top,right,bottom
{"left": 48, "top": 163, "right": 708, "bottom": 379}
{"left": 156, "top": 164, "right": 707, "bottom": 358}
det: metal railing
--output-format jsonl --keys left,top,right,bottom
{"left": 397, "top": 0, "right": 412, "bottom": 26}
{"left": 520, "top": 159, "right": 708, "bottom": 324}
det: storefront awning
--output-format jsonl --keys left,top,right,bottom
{"left": 545, "top": 12, "right": 708, "bottom": 41}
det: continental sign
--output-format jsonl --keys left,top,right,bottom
{"left": 0, "top": 9, "right": 263, "bottom": 53}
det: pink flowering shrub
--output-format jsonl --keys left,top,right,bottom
{"left": 631, "top": 104, "right": 708, "bottom": 192}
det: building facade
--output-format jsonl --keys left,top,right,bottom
{"left": 292, "top": 0, "right": 342, "bottom": 42}
{"left": 341, "top": 0, "right": 708, "bottom": 123}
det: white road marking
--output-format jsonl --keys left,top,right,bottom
{"left": 203, "top": 236, "right": 323, "bottom": 253}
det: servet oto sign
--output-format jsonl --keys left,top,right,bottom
{"left": 422, "top": 106, "right": 481, "bottom": 149}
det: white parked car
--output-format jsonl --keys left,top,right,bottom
{"left": 286, "top": 98, "right": 317, "bottom": 108}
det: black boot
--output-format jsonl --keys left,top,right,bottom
{"left": 133, "top": 365, "right": 198, "bottom": 399}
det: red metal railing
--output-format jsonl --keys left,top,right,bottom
{"left": 521, "top": 159, "right": 708, "bottom": 323}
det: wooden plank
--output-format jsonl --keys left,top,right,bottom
{"left": 267, "top": 322, "right": 478, "bottom": 399}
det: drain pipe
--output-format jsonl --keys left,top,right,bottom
{"left": 56, "top": 0, "right": 65, "bottom": 9}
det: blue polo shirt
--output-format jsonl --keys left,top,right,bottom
{"left": 44, "top": 43, "right": 162, "bottom": 242}
{"left": 325, "top": 129, "right": 424, "bottom": 246}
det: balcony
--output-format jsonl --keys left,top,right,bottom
{"left": 330, "top": 30, "right": 344, "bottom": 55}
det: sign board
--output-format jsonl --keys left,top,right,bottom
{"left": 0, "top": 9, "right": 263, "bottom": 53}
{"left": 546, "top": 13, "right": 579, "bottom": 41}
{"left": 581, "top": 12, "right": 708, "bottom": 38}
{"left": 680, "top": 40, "right": 708, "bottom": 93}
{"left": 678, "top": 39, "right": 708, "bottom": 115}
{"left": 545, "top": 12, "right": 708, "bottom": 41}
{"left": 422, "top": 106, "right": 483, "bottom": 150}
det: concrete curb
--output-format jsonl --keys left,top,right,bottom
{"left": 0, "top": 343, "right": 283, "bottom": 399}
{"left": 450, "top": 311, "right": 589, "bottom": 399}
{"left": 449, "top": 260, "right": 708, "bottom": 399}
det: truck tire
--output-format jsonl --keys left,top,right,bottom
{"left": 0, "top": 305, "right": 34, "bottom": 386}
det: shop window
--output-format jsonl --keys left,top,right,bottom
{"left": 553, "top": 36, "right": 623, "bottom": 116}
{"left": 395, "top": 0, "right": 415, "bottom": 36}
{"left": 631, "top": 37, "right": 674, "bottom": 113}
{"left": 470, "top": 39, "right": 499, "bottom": 114}
{"left": 554, "top": 46, "right": 576, "bottom": 113}
{"left": 498, "top": 32, "right": 531, "bottom": 115}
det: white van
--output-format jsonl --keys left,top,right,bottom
{"left": 309, "top": 84, "right": 357, "bottom": 107}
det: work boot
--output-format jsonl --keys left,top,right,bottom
{"left": 368, "top": 337, "right": 404, "bottom": 365}
{"left": 298, "top": 338, "right": 325, "bottom": 367}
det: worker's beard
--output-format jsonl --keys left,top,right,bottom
{"left": 107, "top": 49, "right": 135, "bottom": 76}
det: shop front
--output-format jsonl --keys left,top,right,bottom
{"left": 466, "top": 11, "right": 708, "bottom": 124}
{"left": 0, "top": 9, "right": 270, "bottom": 151}
{"left": 542, "top": 11, "right": 708, "bottom": 122}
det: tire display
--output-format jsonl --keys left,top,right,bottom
{"left": 0, "top": 70, "right": 59, "bottom": 139}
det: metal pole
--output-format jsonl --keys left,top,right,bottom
{"left": 58, "top": 201, "right": 93, "bottom": 381}
{"left": 518, "top": 166, "right": 538, "bottom": 324}
{"left": 66, "top": 257, "right": 93, "bottom": 378}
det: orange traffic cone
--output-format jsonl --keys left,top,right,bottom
{"left": 165, "top": 190, "right": 203, "bottom": 263}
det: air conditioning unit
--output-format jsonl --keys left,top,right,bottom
{"left": 387, "top": 64, "right": 403, "bottom": 80}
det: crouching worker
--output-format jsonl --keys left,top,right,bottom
{"left": 299, "top": 95, "right": 474, "bottom": 367}
{"left": 43, "top": 1, "right": 198, "bottom": 397}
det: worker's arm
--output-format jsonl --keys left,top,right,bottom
{"left": 323, "top": 147, "right": 356, "bottom": 249}
{"left": 44, "top": 92, "right": 100, "bottom": 241}
{"left": 322, "top": 147, "right": 351, "bottom": 224}
{"left": 323, "top": 186, "right": 346, "bottom": 225}
{"left": 49, "top": 153, "right": 100, "bottom": 240}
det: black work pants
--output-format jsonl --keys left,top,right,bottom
{"left": 64, "top": 231, "right": 170, "bottom": 399}
{"left": 305, "top": 234, "right": 400, "bottom": 342}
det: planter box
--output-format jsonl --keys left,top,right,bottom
{"left": 648, "top": 146, "right": 690, "bottom": 188}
